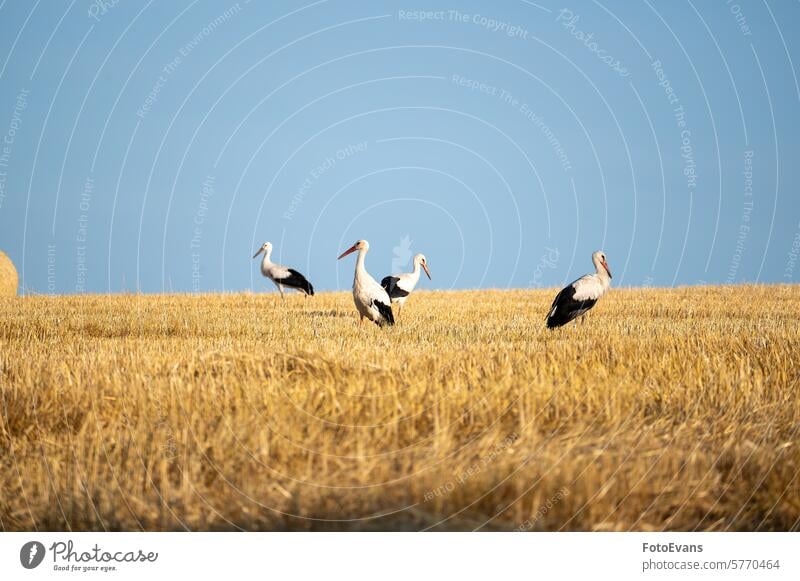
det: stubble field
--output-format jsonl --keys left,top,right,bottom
{"left": 0, "top": 286, "right": 798, "bottom": 531}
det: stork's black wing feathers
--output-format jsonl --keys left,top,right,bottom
{"left": 278, "top": 269, "right": 314, "bottom": 295}
{"left": 546, "top": 284, "right": 596, "bottom": 329}
{"left": 381, "top": 276, "right": 410, "bottom": 299}
{"left": 371, "top": 299, "right": 395, "bottom": 326}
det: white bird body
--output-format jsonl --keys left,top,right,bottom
{"left": 253, "top": 242, "right": 314, "bottom": 298}
{"left": 381, "top": 253, "right": 431, "bottom": 309}
{"left": 570, "top": 271, "right": 610, "bottom": 302}
{"left": 260, "top": 256, "right": 290, "bottom": 283}
{"left": 338, "top": 240, "right": 394, "bottom": 326}
{"left": 547, "top": 250, "right": 611, "bottom": 328}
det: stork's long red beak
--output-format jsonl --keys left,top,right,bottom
{"left": 422, "top": 262, "right": 431, "bottom": 280}
{"left": 338, "top": 244, "right": 358, "bottom": 260}
{"left": 253, "top": 247, "right": 264, "bottom": 259}
{"left": 603, "top": 260, "right": 612, "bottom": 278}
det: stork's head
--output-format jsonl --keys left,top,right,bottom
{"left": 338, "top": 239, "right": 368, "bottom": 259}
{"left": 414, "top": 254, "right": 431, "bottom": 279}
{"left": 592, "top": 250, "right": 611, "bottom": 278}
{"left": 253, "top": 241, "right": 272, "bottom": 259}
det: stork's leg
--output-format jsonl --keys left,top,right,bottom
{"left": 278, "top": 285, "right": 285, "bottom": 300}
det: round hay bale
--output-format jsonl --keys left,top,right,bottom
{"left": 0, "top": 250, "right": 19, "bottom": 296}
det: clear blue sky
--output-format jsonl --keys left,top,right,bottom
{"left": 0, "top": 0, "right": 798, "bottom": 294}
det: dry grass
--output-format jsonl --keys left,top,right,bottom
{"left": 0, "top": 251, "right": 17, "bottom": 297}
{"left": 0, "top": 286, "right": 798, "bottom": 531}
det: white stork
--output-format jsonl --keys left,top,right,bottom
{"left": 380, "top": 253, "right": 431, "bottom": 314}
{"left": 337, "top": 239, "right": 394, "bottom": 326}
{"left": 253, "top": 241, "right": 314, "bottom": 298}
{"left": 546, "top": 250, "right": 611, "bottom": 328}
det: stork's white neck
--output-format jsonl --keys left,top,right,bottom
{"left": 594, "top": 260, "right": 611, "bottom": 286}
{"left": 409, "top": 260, "right": 421, "bottom": 281}
{"left": 354, "top": 247, "right": 368, "bottom": 283}
{"left": 261, "top": 248, "right": 273, "bottom": 267}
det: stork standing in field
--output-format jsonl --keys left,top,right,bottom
{"left": 546, "top": 250, "right": 611, "bottom": 329}
{"left": 380, "top": 254, "right": 431, "bottom": 315}
{"left": 253, "top": 242, "right": 314, "bottom": 298}
{"left": 337, "top": 239, "right": 394, "bottom": 326}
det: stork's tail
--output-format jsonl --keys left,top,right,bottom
{"left": 284, "top": 269, "right": 314, "bottom": 296}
